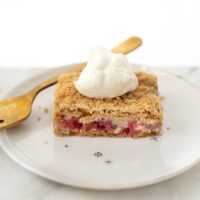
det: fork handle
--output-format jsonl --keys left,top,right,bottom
{"left": 27, "top": 62, "right": 86, "bottom": 97}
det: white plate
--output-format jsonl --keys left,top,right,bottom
{"left": 1, "top": 64, "right": 200, "bottom": 190}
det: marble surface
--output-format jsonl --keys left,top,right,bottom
{"left": 0, "top": 67, "right": 200, "bottom": 200}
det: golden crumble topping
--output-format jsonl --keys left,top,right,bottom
{"left": 54, "top": 71, "right": 163, "bottom": 121}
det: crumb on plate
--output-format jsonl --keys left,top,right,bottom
{"left": 44, "top": 108, "right": 49, "bottom": 113}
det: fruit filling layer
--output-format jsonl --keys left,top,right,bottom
{"left": 56, "top": 116, "right": 162, "bottom": 135}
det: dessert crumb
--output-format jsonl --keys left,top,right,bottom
{"left": 160, "top": 96, "right": 165, "bottom": 100}
{"left": 43, "top": 140, "right": 48, "bottom": 144}
{"left": 104, "top": 159, "right": 112, "bottom": 164}
{"left": 166, "top": 127, "right": 170, "bottom": 131}
{"left": 94, "top": 152, "right": 103, "bottom": 157}
{"left": 44, "top": 108, "right": 49, "bottom": 113}
{"left": 150, "top": 137, "right": 158, "bottom": 141}
{"left": 64, "top": 145, "right": 69, "bottom": 148}
{"left": 37, "top": 117, "right": 41, "bottom": 122}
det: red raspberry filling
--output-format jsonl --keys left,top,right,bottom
{"left": 82, "top": 120, "right": 116, "bottom": 132}
{"left": 56, "top": 116, "right": 161, "bottom": 135}
{"left": 57, "top": 117, "right": 82, "bottom": 130}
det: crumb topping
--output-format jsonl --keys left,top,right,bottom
{"left": 54, "top": 71, "right": 163, "bottom": 121}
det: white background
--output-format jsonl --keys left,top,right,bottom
{"left": 0, "top": 0, "right": 200, "bottom": 68}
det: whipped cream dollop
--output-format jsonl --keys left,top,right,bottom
{"left": 74, "top": 46, "right": 138, "bottom": 98}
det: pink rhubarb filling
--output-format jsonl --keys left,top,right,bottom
{"left": 56, "top": 116, "right": 162, "bottom": 135}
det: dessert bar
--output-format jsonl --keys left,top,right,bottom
{"left": 53, "top": 71, "right": 163, "bottom": 138}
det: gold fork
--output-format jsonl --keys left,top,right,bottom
{"left": 0, "top": 37, "right": 142, "bottom": 130}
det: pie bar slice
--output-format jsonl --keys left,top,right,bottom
{"left": 54, "top": 71, "right": 163, "bottom": 138}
